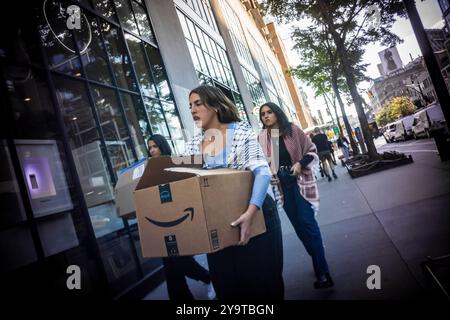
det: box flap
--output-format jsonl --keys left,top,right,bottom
{"left": 115, "top": 160, "right": 148, "bottom": 189}
{"left": 165, "top": 167, "right": 241, "bottom": 176}
{"left": 135, "top": 155, "right": 203, "bottom": 191}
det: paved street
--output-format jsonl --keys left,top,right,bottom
{"left": 144, "top": 137, "right": 450, "bottom": 300}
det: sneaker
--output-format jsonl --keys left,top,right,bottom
{"left": 207, "top": 283, "right": 216, "bottom": 300}
{"left": 332, "top": 172, "right": 338, "bottom": 179}
{"left": 314, "top": 273, "right": 334, "bottom": 289}
{"left": 327, "top": 176, "right": 332, "bottom": 182}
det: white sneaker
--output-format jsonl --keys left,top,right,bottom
{"left": 207, "top": 283, "right": 216, "bottom": 300}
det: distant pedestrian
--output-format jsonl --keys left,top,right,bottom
{"left": 337, "top": 134, "right": 350, "bottom": 162}
{"left": 328, "top": 140, "right": 337, "bottom": 165}
{"left": 312, "top": 128, "right": 338, "bottom": 182}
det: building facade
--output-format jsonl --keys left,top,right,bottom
{"left": 0, "top": 0, "right": 303, "bottom": 299}
{"left": 368, "top": 57, "right": 437, "bottom": 114}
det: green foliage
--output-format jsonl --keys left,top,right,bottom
{"left": 375, "top": 96, "right": 416, "bottom": 126}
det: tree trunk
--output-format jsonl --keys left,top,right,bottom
{"left": 330, "top": 71, "right": 359, "bottom": 155}
{"left": 323, "top": 91, "right": 343, "bottom": 134}
{"left": 318, "top": 0, "right": 379, "bottom": 160}
{"left": 323, "top": 94, "right": 336, "bottom": 127}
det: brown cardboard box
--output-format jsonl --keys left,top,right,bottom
{"left": 114, "top": 159, "right": 148, "bottom": 217}
{"left": 133, "top": 156, "right": 267, "bottom": 258}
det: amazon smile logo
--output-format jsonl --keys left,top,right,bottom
{"left": 145, "top": 207, "right": 194, "bottom": 228}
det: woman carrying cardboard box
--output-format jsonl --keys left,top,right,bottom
{"left": 147, "top": 135, "right": 216, "bottom": 300}
{"left": 185, "top": 85, "right": 284, "bottom": 300}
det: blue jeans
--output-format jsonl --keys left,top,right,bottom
{"left": 277, "top": 168, "right": 330, "bottom": 278}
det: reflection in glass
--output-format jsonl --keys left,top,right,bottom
{"left": 101, "top": 23, "right": 138, "bottom": 91}
{"left": 0, "top": 1, "right": 42, "bottom": 66}
{"left": 233, "top": 92, "right": 247, "bottom": 120}
{"left": 186, "top": 42, "right": 200, "bottom": 71}
{"left": 0, "top": 141, "right": 26, "bottom": 227}
{"left": 3, "top": 66, "right": 57, "bottom": 139}
{"left": 131, "top": 1, "right": 155, "bottom": 43}
{"left": 143, "top": 97, "right": 170, "bottom": 138}
{"left": 53, "top": 75, "right": 99, "bottom": 148}
{"left": 72, "top": 142, "right": 123, "bottom": 237}
{"left": 161, "top": 101, "right": 184, "bottom": 154}
{"left": 120, "top": 92, "right": 150, "bottom": 160}
{"left": 90, "top": 84, "right": 136, "bottom": 173}
{"left": 91, "top": 0, "right": 117, "bottom": 21}
{"left": 78, "top": 14, "right": 113, "bottom": 85}
{"left": 144, "top": 44, "right": 171, "bottom": 100}
{"left": 98, "top": 232, "right": 139, "bottom": 294}
{"left": 0, "top": 227, "right": 37, "bottom": 273}
{"left": 126, "top": 34, "right": 157, "bottom": 98}
{"left": 114, "top": 0, "right": 139, "bottom": 35}
{"left": 38, "top": 0, "right": 82, "bottom": 76}
{"left": 52, "top": 76, "right": 123, "bottom": 237}
{"left": 37, "top": 213, "right": 79, "bottom": 257}
{"left": 198, "top": 72, "right": 212, "bottom": 85}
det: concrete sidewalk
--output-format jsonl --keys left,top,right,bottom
{"left": 144, "top": 139, "right": 450, "bottom": 300}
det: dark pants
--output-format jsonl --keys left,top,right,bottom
{"left": 163, "top": 256, "right": 210, "bottom": 300}
{"left": 206, "top": 195, "right": 284, "bottom": 300}
{"left": 277, "top": 168, "right": 330, "bottom": 278}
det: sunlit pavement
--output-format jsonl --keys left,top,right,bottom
{"left": 144, "top": 137, "right": 450, "bottom": 300}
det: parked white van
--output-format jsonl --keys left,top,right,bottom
{"left": 396, "top": 114, "right": 415, "bottom": 141}
{"left": 412, "top": 103, "right": 446, "bottom": 139}
{"left": 383, "top": 123, "right": 396, "bottom": 143}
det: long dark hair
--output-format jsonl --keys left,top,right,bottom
{"left": 147, "top": 134, "right": 172, "bottom": 157}
{"left": 259, "top": 102, "right": 292, "bottom": 137}
{"left": 189, "top": 85, "right": 241, "bottom": 123}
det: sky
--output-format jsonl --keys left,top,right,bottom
{"left": 275, "top": 0, "right": 444, "bottom": 124}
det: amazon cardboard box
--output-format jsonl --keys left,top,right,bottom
{"left": 114, "top": 159, "right": 148, "bottom": 217}
{"left": 133, "top": 156, "right": 267, "bottom": 258}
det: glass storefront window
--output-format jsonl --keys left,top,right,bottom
{"left": 39, "top": 0, "right": 83, "bottom": 77}
{"left": 52, "top": 75, "right": 124, "bottom": 237}
{"left": 101, "top": 23, "right": 138, "bottom": 92}
{"left": 0, "top": 2, "right": 42, "bottom": 66}
{"left": 131, "top": 1, "right": 156, "bottom": 44}
{"left": 2, "top": 66, "right": 58, "bottom": 139}
{"left": 114, "top": 0, "right": 139, "bottom": 35}
{"left": 98, "top": 231, "right": 140, "bottom": 295}
{"left": 37, "top": 213, "right": 79, "bottom": 257}
{"left": 91, "top": 0, "right": 117, "bottom": 21}
{"left": 144, "top": 44, "right": 171, "bottom": 100}
{"left": 187, "top": 42, "right": 201, "bottom": 71}
{"left": 125, "top": 34, "right": 157, "bottom": 98}
{"left": 78, "top": 14, "right": 113, "bottom": 85}
{"left": 90, "top": 84, "right": 136, "bottom": 174}
{"left": 198, "top": 72, "right": 212, "bottom": 85}
{"left": 0, "top": 141, "right": 27, "bottom": 227}
{"left": 143, "top": 97, "right": 170, "bottom": 139}
{"left": 53, "top": 76, "right": 100, "bottom": 148}
{"left": 120, "top": 92, "right": 150, "bottom": 160}
{"left": 161, "top": 101, "right": 185, "bottom": 154}
{"left": 0, "top": 226, "right": 37, "bottom": 273}
{"left": 182, "top": 0, "right": 218, "bottom": 32}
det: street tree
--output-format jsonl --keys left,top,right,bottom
{"left": 375, "top": 96, "right": 416, "bottom": 126}
{"left": 263, "top": 0, "right": 406, "bottom": 160}
{"left": 290, "top": 25, "right": 370, "bottom": 154}
{"left": 389, "top": 96, "right": 416, "bottom": 119}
